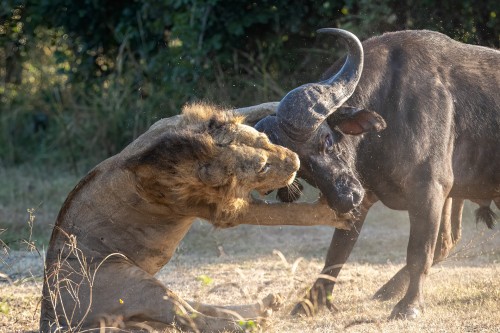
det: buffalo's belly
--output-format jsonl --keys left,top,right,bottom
{"left": 449, "top": 183, "right": 499, "bottom": 200}
{"left": 451, "top": 139, "right": 499, "bottom": 199}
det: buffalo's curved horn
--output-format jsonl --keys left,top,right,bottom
{"left": 274, "top": 28, "right": 364, "bottom": 141}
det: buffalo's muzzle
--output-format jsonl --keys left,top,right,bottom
{"left": 324, "top": 176, "right": 364, "bottom": 214}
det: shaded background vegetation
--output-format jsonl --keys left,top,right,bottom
{"left": 1, "top": 0, "right": 498, "bottom": 171}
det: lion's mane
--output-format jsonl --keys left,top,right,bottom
{"left": 127, "top": 103, "right": 250, "bottom": 224}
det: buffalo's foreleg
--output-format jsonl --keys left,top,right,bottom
{"left": 374, "top": 198, "right": 464, "bottom": 301}
{"left": 290, "top": 193, "right": 377, "bottom": 316}
{"left": 389, "top": 183, "right": 449, "bottom": 320}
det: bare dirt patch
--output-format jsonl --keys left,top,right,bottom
{"left": 1, "top": 201, "right": 499, "bottom": 332}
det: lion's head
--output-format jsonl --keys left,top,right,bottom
{"left": 125, "top": 103, "right": 299, "bottom": 221}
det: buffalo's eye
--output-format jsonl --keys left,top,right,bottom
{"left": 258, "top": 163, "right": 271, "bottom": 174}
{"left": 324, "top": 134, "right": 334, "bottom": 153}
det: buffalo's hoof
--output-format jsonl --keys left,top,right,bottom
{"left": 389, "top": 303, "right": 421, "bottom": 320}
{"left": 291, "top": 300, "right": 316, "bottom": 317}
{"left": 290, "top": 298, "right": 338, "bottom": 317}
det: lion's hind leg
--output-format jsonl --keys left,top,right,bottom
{"left": 187, "top": 293, "right": 284, "bottom": 319}
{"left": 47, "top": 259, "right": 248, "bottom": 332}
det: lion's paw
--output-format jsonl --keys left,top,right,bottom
{"left": 260, "top": 293, "right": 284, "bottom": 317}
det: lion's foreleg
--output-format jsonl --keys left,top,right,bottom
{"left": 230, "top": 200, "right": 352, "bottom": 229}
{"left": 194, "top": 195, "right": 352, "bottom": 229}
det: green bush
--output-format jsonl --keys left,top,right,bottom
{"left": 1, "top": 0, "right": 497, "bottom": 168}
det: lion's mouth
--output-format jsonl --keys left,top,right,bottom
{"left": 286, "top": 172, "right": 297, "bottom": 186}
{"left": 255, "top": 172, "right": 297, "bottom": 196}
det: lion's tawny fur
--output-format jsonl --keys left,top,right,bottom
{"left": 40, "top": 103, "right": 300, "bottom": 332}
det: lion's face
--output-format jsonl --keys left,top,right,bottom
{"left": 198, "top": 123, "right": 300, "bottom": 194}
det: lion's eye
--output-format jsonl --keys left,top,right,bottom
{"left": 258, "top": 163, "right": 271, "bottom": 174}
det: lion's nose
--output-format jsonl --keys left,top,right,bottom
{"left": 285, "top": 153, "right": 300, "bottom": 172}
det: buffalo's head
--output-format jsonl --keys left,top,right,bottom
{"left": 255, "top": 28, "right": 386, "bottom": 214}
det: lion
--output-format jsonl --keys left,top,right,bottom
{"left": 40, "top": 103, "right": 349, "bottom": 332}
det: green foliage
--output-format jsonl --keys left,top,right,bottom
{"left": 0, "top": 0, "right": 498, "bottom": 167}
{"left": 0, "top": 301, "right": 10, "bottom": 314}
{"left": 238, "top": 319, "right": 258, "bottom": 332}
{"left": 196, "top": 274, "right": 214, "bottom": 286}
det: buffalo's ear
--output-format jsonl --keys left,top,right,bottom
{"left": 198, "top": 163, "right": 228, "bottom": 187}
{"left": 327, "top": 106, "right": 386, "bottom": 135}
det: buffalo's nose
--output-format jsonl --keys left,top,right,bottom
{"left": 332, "top": 196, "right": 357, "bottom": 214}
{"left": 329, "top": 177, "right": 364, "bottom": 214}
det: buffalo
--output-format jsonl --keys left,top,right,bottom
{"left": 255, "top": 28, "right": 499, "bottom": 319}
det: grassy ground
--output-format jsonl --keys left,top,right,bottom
{"left": 0, "top": 166, "right": 499, "bottom": 332}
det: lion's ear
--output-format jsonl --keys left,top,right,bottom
{"left": 198, "top": 163, "right": 228, "bottom": 187}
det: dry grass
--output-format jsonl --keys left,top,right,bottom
{"left": 1, "top": 177, "right": 499, "bottom": 332}
{"left": 0, "top": 166, "right": 79, "bottom": 250}
{"left": 158, "top": 259, "right": 500, "bottom": 333}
